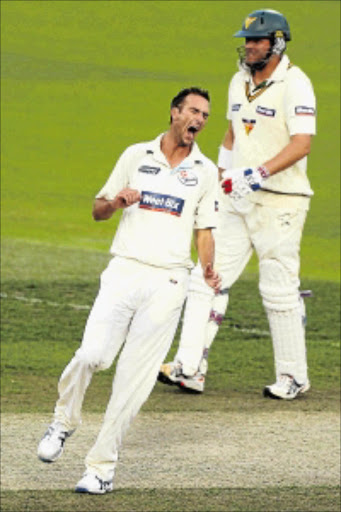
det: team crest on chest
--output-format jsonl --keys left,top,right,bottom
{"left": 242, "top": 118, "right": 256, "bottom": 135}
{"left": 177, "top": 169, "right": 198, "bottom": 186}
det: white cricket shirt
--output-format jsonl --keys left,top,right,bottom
{"left": 227, "top": 54, "right": 316, "bottom": 207}
{"left": 96, "top": 134, "right": 218, "bottom": 269}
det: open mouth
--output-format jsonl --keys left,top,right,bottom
{"left": 188, "top": 126, "right": 199, "bottom": 135}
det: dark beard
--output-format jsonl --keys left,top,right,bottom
{"left": 249, "top": 58, "right": 268, "bottom": 73}
{"left": 249, "top": 48, "right": 272, "bottom": 73}
{"left": 237, "top": 45, "right": 273, "bottom": 74}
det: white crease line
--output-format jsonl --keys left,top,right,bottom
{"left": 0, "top": 293, "right": 330, "bottom": 342}
{"left": 69, "top": 303, "right": 92, "bottom": 310}
{"left": 220, "top": 325, "right": 270, "bottom": 336}
{"left": 0, "top": 292, "right": 91, "bottom": 311}
{"left": 1, "top": 291, "right": 269, "bottom": 336}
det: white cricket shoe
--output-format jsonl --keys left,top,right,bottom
{"left": 37, "top": 421, "right": 74, "bottom": 462}
{"left": 158, "top": 361, "right": 205, "bottom": 393}
{"left": 263, "top": 374, "right": 310, "bottom": 400}
{"left": 179, "top": 373, "right": 205, "bottom": 393}
{"left": 75, "top": 472, "right": 114, "bottom": 494}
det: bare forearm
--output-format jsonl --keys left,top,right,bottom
{"left": 93, "top": 198, "right": 118, "bottom": 221}
{"left": 222, "top": 122, "right": 234, "bottom": 151}
{"left": 264, "top": 134, "right": 312, "bottom": 175}
{"left": 195, "top": 229, "right": 215, "bottom": 269}
{"left": 93, "top": 188, "right": 141, "bottom": 221}
{"left": 218, "top": 123, "right": 234, "bottom": 179}
{"left": 195, "top": 229, "right": 221, "bottom": 292}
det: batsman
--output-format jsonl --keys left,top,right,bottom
{"left": 159, "top": 9, "right": 317, "bottom": 400}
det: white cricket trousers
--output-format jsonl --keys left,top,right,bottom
{"left": 177, "top": 197, "right": 309, "bottom": 383}
{"left": 54, "top": 256, "right": 189, "bottom": 481}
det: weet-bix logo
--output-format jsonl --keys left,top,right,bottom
{"left": 139, "top": 191, "right": 184, "bottom": 216}
{"left": 138, "top": 165, "right": 161, "bottom": 175}
{"left": 256, "top": 105, "right": 276, "bottom": 117}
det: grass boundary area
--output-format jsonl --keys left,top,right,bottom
{"left": 1, "top": 487, "right": 340, "bottom": 512}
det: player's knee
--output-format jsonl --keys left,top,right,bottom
{"left": 259, "top": 259, "right": 300, "bottom": 311}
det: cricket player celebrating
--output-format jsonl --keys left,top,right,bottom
{"left": 37, "top": 87, "right": 220, "bottom": 494}
{"left": 158, "top": 10, "right": 317, "bottom": 400}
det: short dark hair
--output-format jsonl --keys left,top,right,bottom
{"left": 171, "top": 87, "right": 210, "bottom": 110}
{"left": 170, "top": 87, "right": 210, "bottom": 123}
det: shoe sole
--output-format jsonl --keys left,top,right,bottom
{"left": 178, "top": 382, "right": 203, "bottom": 394}
{"left": 37, "top": 449, "right": 63, "bottom": 463}
{"left": 157, "top": 372, "right": 203, "bottom": 394}
{"left": 75, "top": 486, "right": 113, "bottom": 495}
{"left": 263, "top": 387, "right": 285, "bottom": 399}
{"left": 263, "top": 383, "right": 310, "bottom": 400}
{"left": 157, "top": 371, "right": 177, "bottom": 386}
{"left": 75, "top": 487, "right": 92, "bottom": 494}
{"left": 38, "top": 456, "right": 57, "bottom": 463}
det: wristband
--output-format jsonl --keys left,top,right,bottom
{"left": 217, "top": 146, "right": 232, "bottom": 170}
{"left": 257, "top": 165, "right": 270, "bottom": 179}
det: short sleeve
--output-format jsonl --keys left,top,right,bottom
{"left": 227, "top": 81, "right": 232, "bottom": 121}
{"left": 95, "top": 147, "right": 133, "bottom": 200}
{"left": 284, "top": 72, "right": 317, "bottom": 136}
{"left": 194, "top": 166, "right": 218, "bottom": 230}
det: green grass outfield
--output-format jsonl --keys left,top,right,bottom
{"left": 1, "top": 1, "right": 340, "bottom": 511}
{"left": 1, "top": 0, "right": 340, "bottom": 280}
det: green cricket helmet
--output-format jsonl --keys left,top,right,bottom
{"left": 234, "top": 9, "right": 291, "bottom": 41}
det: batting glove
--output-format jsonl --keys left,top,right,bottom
{"left": 221, "top": 166, "right": 270, "bottom": 199}
{"left": 220, "top": 167, "right": 245, "bottom": 193}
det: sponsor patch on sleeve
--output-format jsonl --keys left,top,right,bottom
{"left": 295, "top": 106, "right": 316, "bottom": 116}
{"left": 256, "top": 105, "right": 276, "bottom": 117}
{"left": 139, "top": 191, "right": 184, "bottom": 216}
{"left": 232, "top": 104, "right": 241, "bottom": 112}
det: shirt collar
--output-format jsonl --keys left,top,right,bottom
{"left": 269, "top": 54, "right": 291, "bottom": 82}
{"left": 146, "top": 133, "right": 204, "bottom": 169}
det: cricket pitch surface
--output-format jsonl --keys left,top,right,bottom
{"left": 1, "top": 411, "right": 339, "bottom": 490}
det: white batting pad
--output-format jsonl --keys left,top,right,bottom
{"left": 266, "top": 307, "right": 308, "bottom": 384}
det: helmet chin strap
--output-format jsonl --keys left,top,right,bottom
{"left": 237, "top": 37, "right": 286, "bottom": 73}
